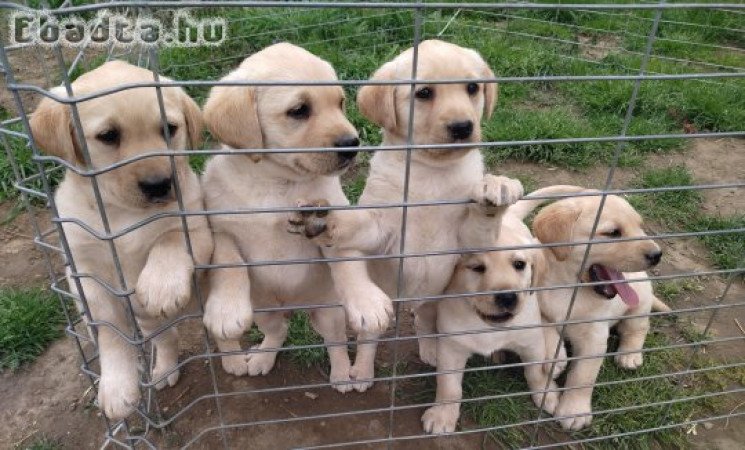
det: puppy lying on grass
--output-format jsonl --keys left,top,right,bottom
{"left": 421, "top": 213, "right": 561, "bottom": 434}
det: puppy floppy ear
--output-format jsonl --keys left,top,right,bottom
{"left": 179, "top": 89, "right": 204, "bottom": 150}
{"left": 481, "top": 65, "right": 498, "bottom": 119}
{"left": 532, "top": 202, "right": 581, "bottom": 261}
{"left": 357, "top": 60, "right": 398, "bottom": 131}
{"left": 203, "top": 75, "right": 263, "bottom": 162}
{"left": 29, "top": 92, "right": 82, "bottom": 165}
{"left": 530, "top": 245, "right": 548, "bottom": 288}
{"left": 465, "top": 48, "right": 498, "bottom": 119}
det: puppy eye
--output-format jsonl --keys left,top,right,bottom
{"left": 287, "top": 103, "right": 311, "bottom": 120}
{"left": 414, "top": 87, "right": 433, "bottom": 100}
{"left": 162, "top": 123, "right": 178, "bottom": 139}
{"left": 512, "top": 260, "right": 526, "bottom": 271}
{"left": 96, "top": 128, "right": 120, "bottom": 146}
{"left": 603, "top": 228, "right": 622, "bottom": 238}
{"left": 469, "top": 264, "right": 486, "bottom": 274}
{"left": 466, "top": 83, "right": 479, "bottom": 95}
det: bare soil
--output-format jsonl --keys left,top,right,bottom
{"left": 0, "top": 139, "right": 742, "bottom": 449}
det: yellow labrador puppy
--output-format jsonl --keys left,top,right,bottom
{"left": 421, "top": 213, "right": 560, "bottom": 434}
{"left": 29, "top": 61, "right": 213, "bottom": 419}
{"left": 201, "top": 43, "right": 367, "bottom": 392}
{"left": 512, "top": 185, "right": 667, "bottom": 430}
{"left": 291, "top": 40, "right": 523, "bottom": 389}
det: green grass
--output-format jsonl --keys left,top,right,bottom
{"left": 457, "top": 324, "right": 736, "bottom": 449}
{"left": 630, "top": 166, "right": 744, "bottom": 273}
{"left": 0, "top": 288, "right": 66, "bottom": 371}
{"left": 23, "top": 436, "right": 61, "bottom": 450}
{"left": 248, "top": 311, "right": 327, "bottom": 368}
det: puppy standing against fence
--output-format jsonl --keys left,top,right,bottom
{"left": 201, "top": 43, "right": 370, "bottom": 391}
{"left": 29, "top": 61, "right": 213, "bottom": 419}
{"left": 512, "top": 185, "right": 668, "bottom": 430}
{"left": 421, "top": 212, "right": 560, "bottom": 433}
{"left": 291, "top": 40, "right": 523, "bottom": 388}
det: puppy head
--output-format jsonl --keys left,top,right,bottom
{"left": 203, "top": 42, "right": 359, "bottom": 176}
{"left": 533, "top": 194, "right": 662, "bottom": 303}
{"left": 449, "top": 224, "right": 543, "bottom": 325}
{"left": 357, "top": 39, "right": 496, "bottom": 162}
{"left": 30, "top": 60, "right": 203, "bottom": 208}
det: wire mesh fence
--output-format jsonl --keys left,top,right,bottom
{"left": 1, "top": 1, "right": 744, "bottom": 449}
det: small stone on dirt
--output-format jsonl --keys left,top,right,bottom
{"left": 304, "top": 391, "right": 318, "bottom": 400}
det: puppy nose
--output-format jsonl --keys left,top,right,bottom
{"left": 494, "top": 292, "right": 518, "bottom": 310}
{"left": 334, "top": 135, "right": 360, "bottom": 162}
{"left": 138, "top": 176, "right": 172, "bottom": 200}
{"left": 447, "top": 120, "right": 474, "bottom": 140}
{"left": 645, "top": 250, "right": 662, "bottom": 266}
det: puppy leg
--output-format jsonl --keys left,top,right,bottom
{"left": 421, "top": 339, "right": 470, "bottom": 434}
{"left": 144, "top": 324, "right": 180, "bottom": 390}
{"left": 289, "top": 204, "right": 393, "bottom": 333}
{"left": 137, "top": 230, "right": 196, "bottom": 318}
{"left": 413, "top": 301, "right": 438, "bottom": 367}
{"left": 350, "top": 330, "right": 378, "bottom": 392}
{"left": 247, "top": 311, "right": 289, "bottom": 376}
{"left": 515, "top": 333, "right": 560, "bottom": 416}
{"left": 460, "top": 174, "right": 524, "bottom": 248}
{"left": 615, "top": 314, "right": 650, "bottom": 370}
{"left": 203, "top": 233, "right": 253, "bottom": 340}
{"left": 542, "top": 324, "right": 568, "bottom": 379}
{"left": 310, "top": 307, "right": 354, "bottom": 393}
{"left": 80, "top": 279, "right": 141, "bottom": 420}
{"left": 555, "top": 324, "right": 609, "bottom": 431}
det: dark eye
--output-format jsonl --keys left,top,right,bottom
{"left": 163, "top": 123, "right": 178, "bottom": 139}
{"left": 415, "top": 87, "right": 433, "bottom": 100}
{"left": 604, "top": 228, "right": 622, "bottom": 238}
{"left": 287, "top": 103, "right": 311, "bottom": 119}
{"left": 96, "top": 128, "right": 120, "bottom": 145}
{"left": 513, "top": 260, "right": 526, "bottom": 271}
{"left": 469, "top": 264, "right": 486, "bottom": 274}
{"left": 466, "top": 83, "right": 479, "bottom": 95}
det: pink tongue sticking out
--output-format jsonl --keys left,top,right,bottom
{"left": 597, "top": 265, "right": 639, "bottom": 307}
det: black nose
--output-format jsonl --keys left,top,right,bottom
{"left": 334, "top": 135, "right": 360, "bottom": 162}
{"left": 645, "top": 250, "right": 662, "bottom": 266}
{"left": 447, "top": 120, "right": 474, "bottom": 140}
{"left": 138, "top": 176, "right": 172, "bottom": 200}
{"left": 494, "top": 292, "right": 518, "bottom": 310}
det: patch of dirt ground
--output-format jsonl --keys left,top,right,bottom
{"left": 0, "top": 138, "right": 743, "bottom": 448}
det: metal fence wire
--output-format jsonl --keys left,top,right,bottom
{"left": 1, "top": 1, "right": 744, "bottom": 449}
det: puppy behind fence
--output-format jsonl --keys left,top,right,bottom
{"left": 1, "top": 1, "right": 744, "bottom": 449}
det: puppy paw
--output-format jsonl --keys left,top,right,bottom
{"left": 246, "top": 347, "right": 278, "bottom": 376}
{"left": 98, "top": 374, "right": 140, "bottom": 420}
{"left": 615, "top": 351, "right": 643, "bottom": 370}
{"left": 422, "top": 404, "right": 459, "bottom": 434}
{"left": 221, "top": 354, "right": 251, "bottom": 376}
{"left": 136, "top": 260, "right": 192, "bottom": 318}
{"left": 555, "top": 394, "right": 593, "bottom": 431}
{"left": 349, "top": 362, "right": 375, "bottom": 393}
{"left": 344, "top": 284, "right": 393, "bottom": 333}
{"left": 532, "top": 384, "right": 560, "bottom": 416}
{"left": 472, "top": 175, "right": 524, "bottom": 216}
{"left": 418, "top": 339, "right": 437, "bottom": 367}
{"left": 287, "top": 199, "right": 333, "bottom": 243}
{"left": 329, "top": 367, "right": 356, "bottom": 394}
{"left": 152, "top": 365, "right": 180, "bottom": 390}
{"left": 203, "top": 294, "right": 252, "bottom": 340}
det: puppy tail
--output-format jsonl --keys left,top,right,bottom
{"left": 651, "top": 297, "right": 672, "bottom": 313}
{"left": 508, "top": 185, "right": 588, "bottom": 220}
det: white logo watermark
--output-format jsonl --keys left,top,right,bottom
{"left": 10, "top": 10, "right": 227, "bottom": 47}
